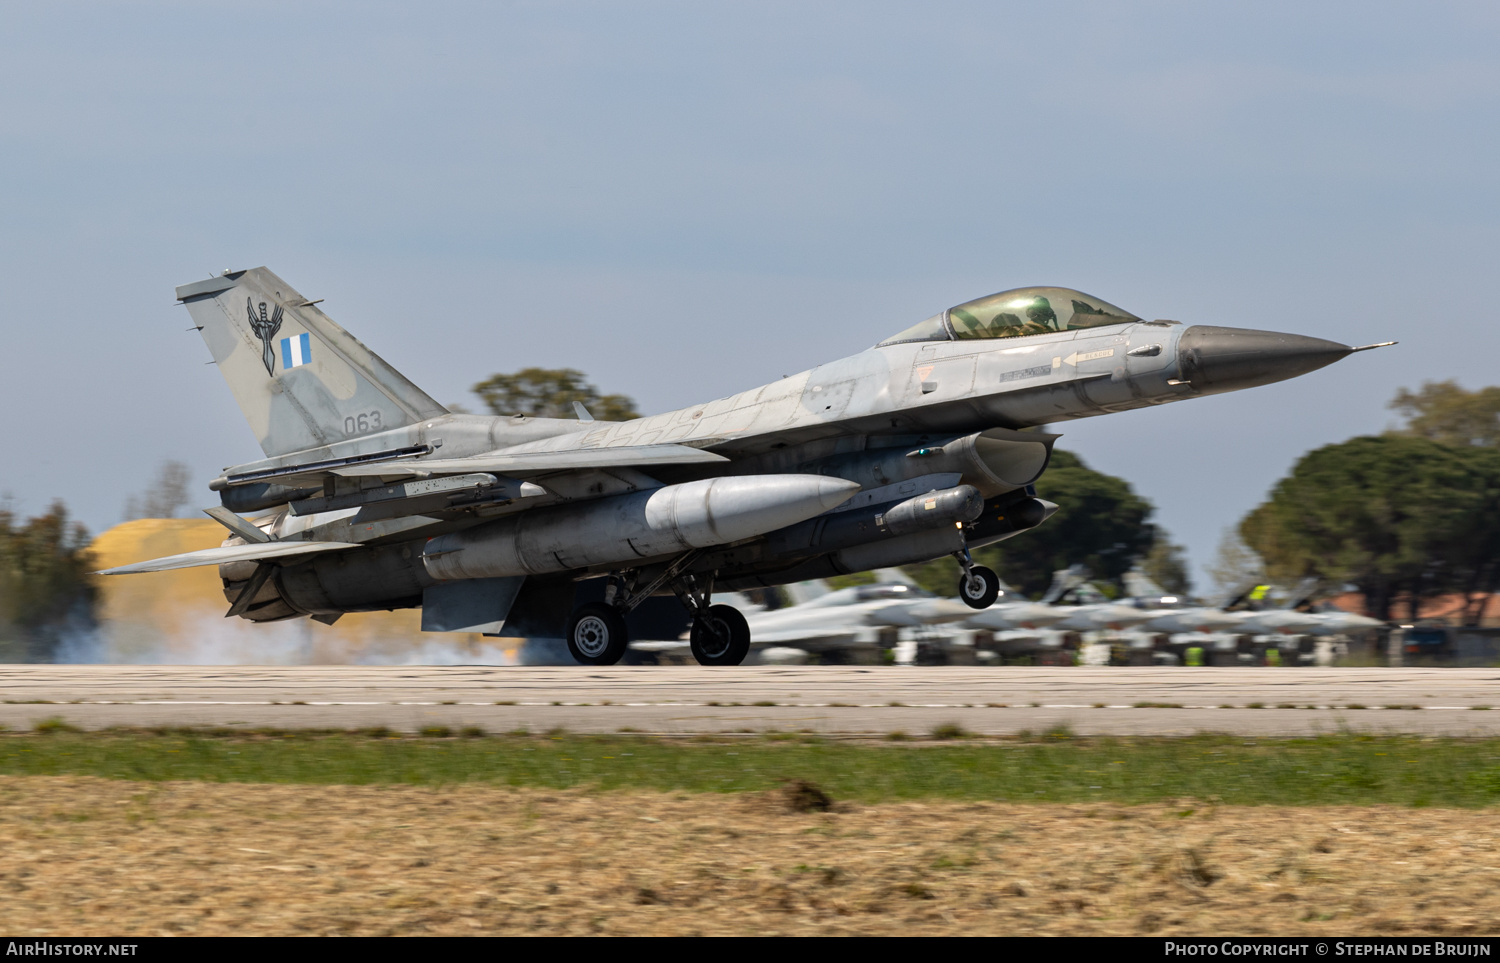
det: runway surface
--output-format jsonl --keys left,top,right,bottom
{"left": 3, "top": 665, "right": 1500, "bottom": 735}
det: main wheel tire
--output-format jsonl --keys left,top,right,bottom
{"left": 958, "top": 565, "right": 1001, "bottom": 609}
{"left": 565, "top": 602, "right": 629, "bottom": 665}
{"left": 689, "top": 604, "right": 751, "bottom": 666}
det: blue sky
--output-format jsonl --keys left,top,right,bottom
{"left": 2, "top": 1, "right": 1496, "bottom": 590}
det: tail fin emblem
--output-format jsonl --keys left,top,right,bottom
{"left": 247, "top": 298, "right": 284, "bottom": 376}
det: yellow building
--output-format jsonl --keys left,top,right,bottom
{"left": 88, "top": 519, "right": 519, "bottom": 664}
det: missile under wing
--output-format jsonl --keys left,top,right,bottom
{"left": 101, "top": 268, "right": 1391, "bottom": 666}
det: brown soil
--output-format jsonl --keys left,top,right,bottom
{"left": 1, "top": 775, "right": 1497, "bottom": 936}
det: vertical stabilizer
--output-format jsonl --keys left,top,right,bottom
{"left": 1123, "top": 567, "right": 1168, "bottom": 600}
{"left": 176, "top": 268, "right": 447, "bottom": 458}
{"left": 1040, "top": 565, "right": 1089, "bottom": 604}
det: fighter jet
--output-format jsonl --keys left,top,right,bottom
{"left": 1116, "top": 569, "right": 1247, "bottom": 635}
{"left": 964, "top": 597, "right": 1073, "bottom": 633}
{"left": 973, "top": 564, "right": 1156, "bottom": 634}
{"left": 717, "top": 571, "right": 974, "bottom": 662}
{"left": 101, "top": 269, "right": 1392, "bottom": 666}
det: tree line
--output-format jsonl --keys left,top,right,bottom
{"left": 0, "top": 502, "right": 96, "bottom": 662}
{"left": 1240, "top": 381, "right": 1500, "bottom": 623}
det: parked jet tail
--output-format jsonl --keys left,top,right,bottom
{"left": 1040, "top": 564, "right": 1090, "bottom": 604}
{"left": 1122, "top": 567, "right": 1169, "bottom": 600}
{"left": 1218, "top": 576, "right": 1319, "bottom": 612}
{"left": 175, "top": 268, "right": 448, "bottom": 458}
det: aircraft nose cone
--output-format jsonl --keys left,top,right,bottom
{"left": 1177, "top": 326, "right": 1351, "bottom": 394}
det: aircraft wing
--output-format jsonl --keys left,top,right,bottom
{"left": 335, "top": 444, "right": 729, "bottom": 477}
{"left": 233, "top": 443, "right": 731, "bottom": 486}
{"left": 98, "top": 540, "right": 362, "bottom": 575}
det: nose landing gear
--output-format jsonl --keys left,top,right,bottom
{"left": 954, "top": 547, "right": 1000, "bottom": 609}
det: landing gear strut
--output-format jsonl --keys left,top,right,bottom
{"left": 564, "top": 552, "right": 751, "bottom": 667}
{"left": 955, "top": 547, "right": 1000, "bottom": 610}
{"left": 563, "top": 553, "right": 700, "bottom": 665}
{"left": 675, "top": 571, "right": 750, "bottom": 666}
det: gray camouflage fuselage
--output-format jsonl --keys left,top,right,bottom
{"left": 107, "top": 268, "right": 1381, "bottom": 633}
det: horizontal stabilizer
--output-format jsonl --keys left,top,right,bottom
{"left": 203, "top": 506, "right": 273, "bottom": 543}
{"left": 326, "top": 444, "right": 730, "bottom": 479}
{"left": 98, "top": 540, "right": 361, "bottom": 575}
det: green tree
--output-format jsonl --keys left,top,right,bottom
{"left": 122, "top": 460, "right": 191, "bottom": 521}
{"left": 472, "top": 368, "right": 640, "bottom": 421}
{"left": 1239, "top": 435, "right": 1500, "bottom": 622}
{"left": 1205, "top": 528, "right": 1266, "bottom": 599}
{"left": 905, "top": 449, "right": 1158, "bottom": 598}
{"left": 1390, "top": 380, "right": 1500, "bottom": 448}
{"left": 1141, "top": 535, "right": 1192, "bottom": 596}
{"left": 0, "top": 502, "right": 98, "bottom": 662}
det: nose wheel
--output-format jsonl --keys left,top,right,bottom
{"left": 958, "top": 565, "right": 1001, "bottom": 609}
{"left": 565, "top": 602, "right": 629, "bottom": 665}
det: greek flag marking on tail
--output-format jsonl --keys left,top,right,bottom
{"left": 280, "top": 333, "right": 312, "bottom": 370}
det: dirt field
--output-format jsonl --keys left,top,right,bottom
{"left": 1, "top": 775, "right": 1497, "bottom": 936}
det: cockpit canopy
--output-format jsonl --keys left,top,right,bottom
{"left": 880, "top": 286, "right": 1141, "bottom": 346}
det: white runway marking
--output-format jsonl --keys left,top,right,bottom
{"left": 2, "top": 665, "right": 1500, "bottom": 735}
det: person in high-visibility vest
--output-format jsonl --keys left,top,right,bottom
{"left": 1265, "top": 647, "right": 1282, "bottom": 666}
{"left": 1185, "top": 645, "right": 1205, "bottom": 666}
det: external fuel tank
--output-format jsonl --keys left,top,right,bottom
{"left": 421, "top": 474, "right": 861, "bottom": 580}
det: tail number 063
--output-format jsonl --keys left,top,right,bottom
{"left": 344, "top": 411, "right": 383, "bottom": 435}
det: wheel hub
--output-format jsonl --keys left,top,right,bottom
{"left": 697, "top": 619, "right": 731, "bottom": 658}
{"left": 573, "top": 615, "right": 611, "bottom": 657}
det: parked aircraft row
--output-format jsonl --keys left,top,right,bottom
{"left": 689, "top": 567, "right": 1384, "bottom": 665}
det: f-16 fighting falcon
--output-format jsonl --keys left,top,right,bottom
{"left": 101, "top": 268, "right": 1393, "bottom": 666}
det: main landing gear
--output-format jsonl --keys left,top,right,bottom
{"left": 563, "top": 554, "right": 751, "bottom": 666}
{"left": 689, "top": 604, "right": 751, "bottom": 666}
{"left": 675, "top": 571, "right": 750, "bottom": 666}
{"left": 564, "top": 602, "right": 629, "bottom": 666}
{"left": 955, "top": 546, "right": 1001, "bottom": 610}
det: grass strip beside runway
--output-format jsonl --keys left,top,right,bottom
{"left": 3, "top": 727, "right": 1500, "bottom": 807}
